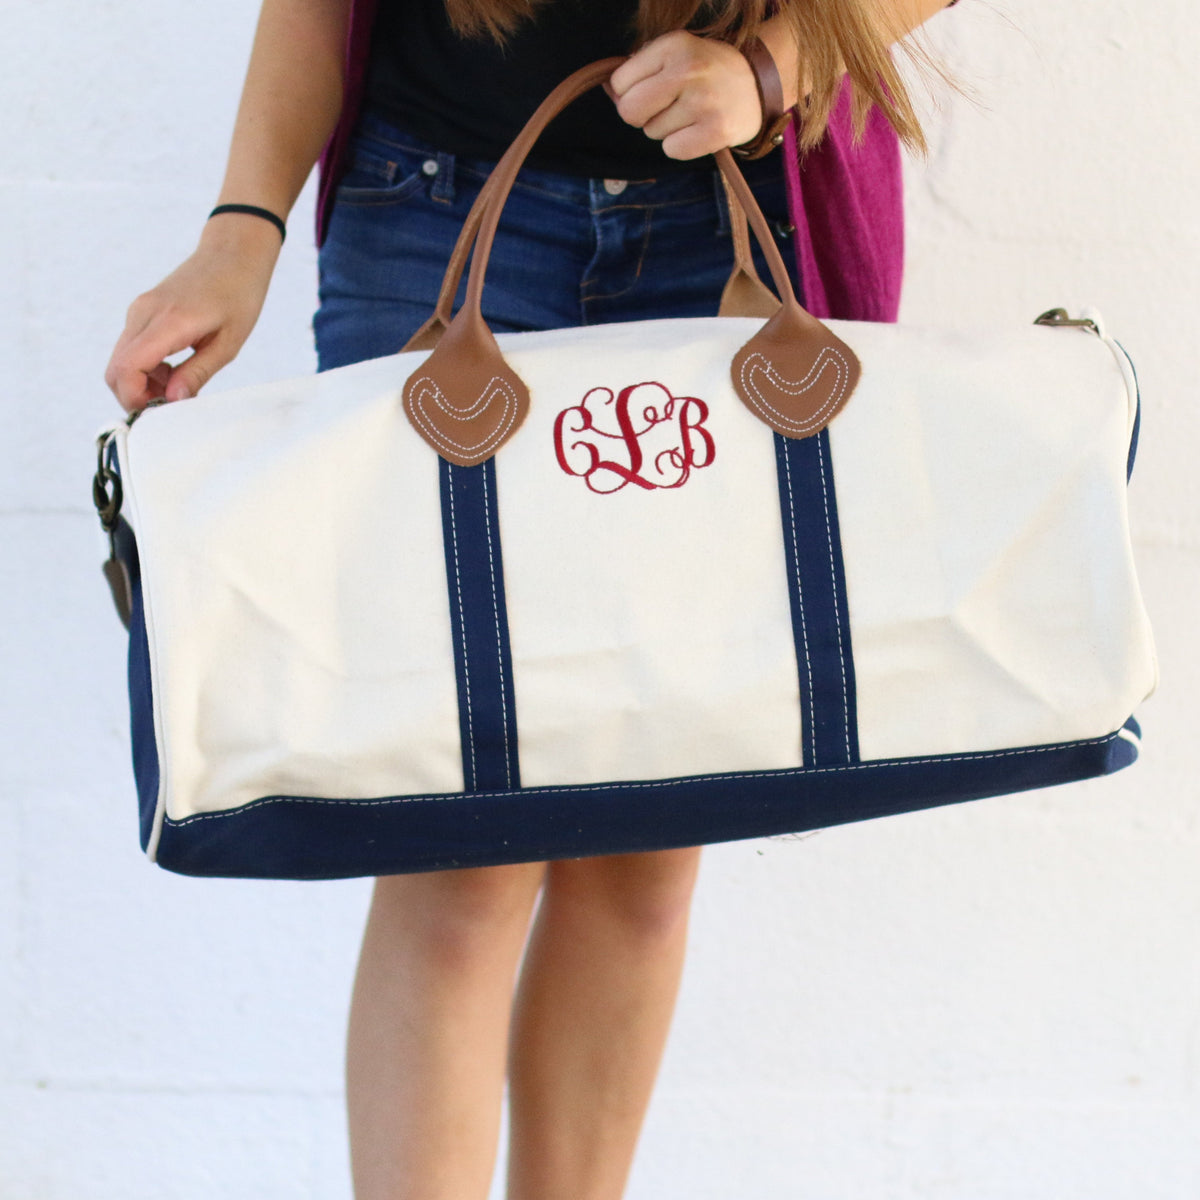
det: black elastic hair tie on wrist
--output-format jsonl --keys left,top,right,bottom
{"left": 208, "top": 203, "right": 287, "bottom": 243}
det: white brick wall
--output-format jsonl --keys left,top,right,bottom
{"left": 3, "top": 2, "right": 1197, "bottom": 1196}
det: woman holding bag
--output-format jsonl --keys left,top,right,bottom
{"left": 105, "top": 2, "right": 959, "bottom": 1197}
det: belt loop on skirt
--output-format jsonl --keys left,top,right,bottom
{"left": 431, "top": 150, "right": 457, "bottom": 204}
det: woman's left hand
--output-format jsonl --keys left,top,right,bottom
{"left": 608, "top": 31, "right": 763, "bottom": 160}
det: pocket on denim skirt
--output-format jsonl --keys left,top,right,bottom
{"left": 334, "top": 142, "right": 428, "bottom": 207}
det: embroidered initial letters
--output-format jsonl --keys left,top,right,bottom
{"left": 553, "top": 381, "right": 716, "bottom": 494}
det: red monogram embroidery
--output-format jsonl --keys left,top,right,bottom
{"left": 553, "top": 381, "right": 716, "bottom": 494}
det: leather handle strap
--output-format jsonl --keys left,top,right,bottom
{"left": 717, "top": 169, "right": 780, "bottom": 320}
{"left": 462, "top": 57, "right": 805, "bottom": 321}
{"left": 406, "top": 59, "right": 799, "bottom": 325}
{"left": 401, "top": 167, "right": 502, "bottom": 352}
{"left": 403, "top": 129, "right": 776, "bottom": 353}
{"left": 732, "top": 37, "right": 793, "bottom": 160}
{"left": 402, "top": 57, "right": 860, "bottom": 467}
{"left": 713, "top": 147, "right": 795, "bottom": 312}
{"left": 401, "top": 51, "right": 786, "bottom": 352}
{"left": 402, "top": 53, "right": 789, "bottom": 354}
{"left": 401, "top": 63, "right": 624, "bottom": 354}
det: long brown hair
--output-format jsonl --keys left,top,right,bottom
{"left": 442, "top": 0, "right": 938, "bottom": 152}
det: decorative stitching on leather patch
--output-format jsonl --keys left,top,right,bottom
{"left": 408, "top": 375, "right": 520, "bottom": 459}
{"left": 738, "top": 348, "right": 849, "bottom": 435}
{"left": 417, "top": 374, "right": 511, "bottom": 418}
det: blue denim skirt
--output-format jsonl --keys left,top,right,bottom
{"left": 314, "top": 110, "right": 803, "bottom": 372}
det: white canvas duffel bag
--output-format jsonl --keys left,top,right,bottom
{"left": 94, "top": 61, "right": 1156, "bottom": 879}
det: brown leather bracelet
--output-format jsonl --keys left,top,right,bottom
{"left": 732, "top": 37, "right": 793, "bottom": 160}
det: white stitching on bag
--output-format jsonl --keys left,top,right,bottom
{"left": 782, "top": 446, "right": 814, "bottom": 764}
{"left": 738, "top": 349, "right": 848, "bottom": 435}
{"left": 481, "top": 465, "right": 513, "bottom": 788}
{"left": 817, "top": 434, "right": 852, "bottom": 759}
{"left": 408, "top": 376, "right": 520, "bottom": 457}
{"left": 447, "top": 468, "right": 477, "bottom": 790}
{"left": 164, "top": 733, "right": 1125, "bottom": 824}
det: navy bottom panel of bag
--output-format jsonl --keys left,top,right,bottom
{"left": 150, "top": 723, "right": 1141, "bottom": 880}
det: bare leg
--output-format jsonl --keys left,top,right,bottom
{"left": 506, "top": 846, "right": 703, "bottom": 1200}
{"left": 346, "top": 862, "right": 545, "bottom": 1200}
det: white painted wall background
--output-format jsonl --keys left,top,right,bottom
{"left": 2, "top": 1, "right": 1197, "bottom": 1196}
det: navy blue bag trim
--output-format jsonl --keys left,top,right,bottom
{"left": 439, "top": 458, "right": 521, "bottom": 792}
{"left": 1113, "top": 339, "right": 1141, "bottom": 482}
{"left": 116, "top": 518, "right": 162, "bottom": 852}
{"left": 774, "top": 429, "right": 859, "bottom": 767}
{"left": 150, "top": 726, "right": 1139, "bottom": 879}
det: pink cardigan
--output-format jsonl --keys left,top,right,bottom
{"left": 316, "top": 0, "right": 903, "bottom": 323}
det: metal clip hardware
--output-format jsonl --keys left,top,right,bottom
{"left": 1034, "top": 308, "right": 1102, "bottom": 335}
{"left": 91, "top": 408, "right": 145, "bottom": 533}
{"left": 93, "top": 431, "right": 123, "bottom": 532}
{"left": 93, "top": 419, "right": 139, "bottom": 629}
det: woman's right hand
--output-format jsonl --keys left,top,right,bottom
{"left": 104, "top": 214, "right": 283, "bottom": 412}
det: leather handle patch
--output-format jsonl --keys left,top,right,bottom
{"left": 731, "top": 303, "right": 860, "bottom": 439}
{"left": 402, "top": 312, "right": 530, "bottom": 468}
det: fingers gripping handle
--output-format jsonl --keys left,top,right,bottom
{"left": 402, "top": 60, "right": 860, "bottom": 466}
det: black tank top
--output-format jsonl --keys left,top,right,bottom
{"left": 365, "top": 0, "right": 702, "bottom": 177}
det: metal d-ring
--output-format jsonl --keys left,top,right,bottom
{"left": 93, "top": 432, "right": 123, "bottom": 532}
{"left": 92, "top": 407, "right": 147, "bottom": 532}
{"left": 1034, "top": 308, "right": 1102, "bottom": 335}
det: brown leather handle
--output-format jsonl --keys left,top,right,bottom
{"left": 402, "top": 58, "right": 861, "bottom": 467}
{"left": 401, "top": 166, "right": 503, "bottom": 352}
{"left": 403, "top": 147, "right": 776, "bottom": 352}
{"left": 402, "top": 61, "right": 623, "bottom": 355}
{"left": 428, "top": 58, "right": 791, "bottom": 336}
